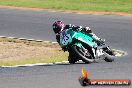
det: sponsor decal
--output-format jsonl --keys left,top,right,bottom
{"left": 78, "top": 67, "right": 131, "bottom": 86}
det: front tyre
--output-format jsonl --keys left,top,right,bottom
{"left": 72, "top": 46, "right": 94, "bottom": 64}
{"left": 104, "top": 52, "right": 114, "bottom": 62}
{"left": 103, "top": 47, "right": 115, "bottom": 62}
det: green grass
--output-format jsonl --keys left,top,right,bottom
{"left": 0, "top": 38, "right": 68, "bottom": 66}
{"left": 0, "top": 52, "right": 68, "bottom": 66}
{"left": 0, "top": 0, "right": 132, "bottom": 13}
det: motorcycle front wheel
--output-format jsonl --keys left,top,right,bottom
{"left": 103, "top": 47, "right": 115, "bottom": 62}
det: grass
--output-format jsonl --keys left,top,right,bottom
{"left": 0, "top": 38, "right": 68, "bottom": 66}
{"left": 0, "top": 52, "right": 68, "bottom": 66}
{"left": 0, "top": 0, "right": 132, "bottom": 13}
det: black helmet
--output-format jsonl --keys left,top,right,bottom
{"left": 52, "top": 21, "right": 64, "bottom": 34}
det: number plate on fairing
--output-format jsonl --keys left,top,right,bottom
{"left": 60, "top": 30, "right": 71, "bottom": 46}
{"left": 96, "top": 49, "right": 104, "bottom": 56}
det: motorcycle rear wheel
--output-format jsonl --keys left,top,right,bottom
{"left": 72, "top": 46, "right": 94, "bottom": 64}
{"left": 68, "top": 54, "right": 76, "bottom": 64}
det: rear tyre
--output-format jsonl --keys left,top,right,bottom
{"left": 68, "top": 49, "right": 78, "bottom": 64}
{"left": 68, "top": 55, "right": 76, "bottom": 64}
{"left": 72, "top": 46, "right": 94, "bottom": 64}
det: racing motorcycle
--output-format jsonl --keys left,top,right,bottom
{"left": 59, "top": 27, "right": 115, "bottom": 64}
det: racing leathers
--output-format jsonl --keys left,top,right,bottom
{"left": 55, "top": 24, "right": 102, "bottom": 45}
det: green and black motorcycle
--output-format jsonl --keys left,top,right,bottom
{"left": 59, "top": 28, "right": 115, "bottom": 64}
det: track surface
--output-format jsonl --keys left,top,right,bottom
{"left": 0, "top": 8, "right": 132, "bottom": 88}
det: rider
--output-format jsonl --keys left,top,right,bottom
{"left": 52, "top": 21, "right": 103, "bottom": 45}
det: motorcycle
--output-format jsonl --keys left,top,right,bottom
{"left": 59, "top": 28, "right": 115, "bottom": 64}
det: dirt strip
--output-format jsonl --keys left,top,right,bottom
{"left": 0, "top": 5, "right": 132, "bottom": 16}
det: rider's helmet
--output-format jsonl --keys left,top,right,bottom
{"left": 52, "top": 21, "right": 64, "bottom": 34}
{"left": 85, "top": 27, "right": 92, "bottom": 33}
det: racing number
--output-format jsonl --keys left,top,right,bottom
{"left": 61, "top": 34, "right": 71, "bottom": 45}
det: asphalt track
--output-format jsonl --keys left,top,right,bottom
{"left": 0, "top": 8, "right": 132, "bottom": 88}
